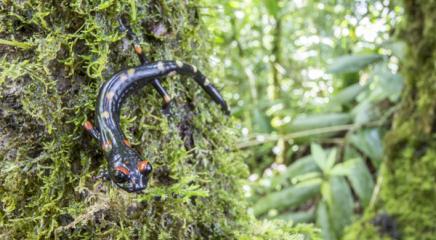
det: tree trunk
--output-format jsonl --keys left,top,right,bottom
{"left": 0, "top": 1, "right": 318, "bottom": 239}
{"left": 344, "top": 1, "right": 436, "bottom": 239}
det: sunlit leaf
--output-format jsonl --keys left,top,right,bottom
{"left": 328, "top": 54, "right": 383, "bottom": 74}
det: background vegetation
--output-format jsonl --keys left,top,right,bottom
{"left": 207, "top": 0, "right": 434, "bottom": 239}
{"left": 1, "top": 0, "right": 435, "bottom": 239}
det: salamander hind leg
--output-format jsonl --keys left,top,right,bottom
{"left": 154, "top": 61, "right": 230, "bottom": 114}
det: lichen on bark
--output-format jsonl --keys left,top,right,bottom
{"left": 0, "top": 1, "right": 318, "bottom": 239}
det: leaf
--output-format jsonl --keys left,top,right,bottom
{"left": 349, "top": 128, "right": 383, "bottom": 167}
{"left": 275, "top": 208, "right": 316, "bottom": 223}
{"left": 346, "top": 157, "right": 374, "bottom": 207}
{"left": 291, "top": 173, "right": 322, "bottom": 185}
{"left": 329, "top": 83, "right": 367, "bottom": 106}
{"left": 325, "top": 148, "right": 337, "bottom": 172}
{"left": 253, "top": 108, "right": 271, "bottom": 133}
{"left": 280, "top": 113, "right": 352, "bottom": 132}
{"left": 382, "top": 40, "right": 407, "bottom": 59}
{"left": 253, "top": 182, "right": 321, "bottom": 216}
{"left": 316, "top": 201, "right": 337, "bottom": 240}
{"left": 330, "top": 161, "right": 355, "bottom": 176}
{"left": 327, "top": 176, "right": 354, "bottom": 236}
{"left": 328, "top": 54, "right": 383, "bottom": 74}
{"left": 264, "top": 0, "right": 280, "bottom": 17}
{"left": 311, "top": 143, "right": 327, "bottom": 172}
{"left": 367, "top": 63, "right": 404, "bottom": 102}
{"left": 352, "top": 100, "right": 378, "bottom": 124}
{"left": 270, "top": 155, "right": 320, "bottom": 188}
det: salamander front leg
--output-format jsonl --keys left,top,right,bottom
{"left": 151, "top": 79, "right": 173, "bottom": 110}
{"left": 84, "top": 120, "right": 101, "bottom": 142}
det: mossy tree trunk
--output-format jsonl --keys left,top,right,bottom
{"left": 344, "top": 1, "right": 436, "bottom": 239}
{"left": 0, "top": 1, "right": 318, "bottom": 239}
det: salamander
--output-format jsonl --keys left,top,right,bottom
{"left": 84, "top": 60, "right": 229, "bottom": 193}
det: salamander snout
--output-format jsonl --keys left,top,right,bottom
{"left": 112, "top": 159, "right": 153, "bottom": 193}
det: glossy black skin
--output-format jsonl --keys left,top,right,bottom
{"left": 86, "top": 61, "right": 229, "bottom": 192}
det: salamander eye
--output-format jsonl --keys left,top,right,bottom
{"left": 114, "top": 166, "right": 129, "bottom": 183}
{"left": 137, "top": 160, "right": 152, "bottom": 175}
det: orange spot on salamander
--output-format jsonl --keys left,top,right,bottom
{"left": 137, "top": 160, "right": 149, "bottom": 173}
{"left": 115, "top": 166, "right": 130, "bottom": 175}
{"left": 84, "top": 121, "right": 93, "bottom": 130}
{"left": 123, "top": 139, "right": 131, "bottom": 147}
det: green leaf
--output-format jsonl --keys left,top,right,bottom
{"left": 382, "top": 40, "right": 407, "bottom": 59}
{"left": 270, "top": 155, "right": 320, "bottom": 188}
{"left": 366, "top": 63, "right": 404, "bottom": 102}
{"left": 325, "top": 148, "right": 337, "bottom": 172}
{"left": 328, "top": 54, "right": 383, "bottom": 74}
{"left": 275, "top": 208, "right": 316, "bottom": 223}
{"left": 280, "top": 113, "right": 352, "bottom": 132}
{"left": 328, "top": 176, "right": 354, "bottom": 236}
{"left": 330, "top": 161, "right": 355, "bottom": 176}
{"left": 352, "top": 100, "right": 378, "bottom": 124}
{"left": 264, "top": 0, "right": 279, "bottom": 17}
{"left": 253, "top": 182, "right": 321, "bottom": 216}
{"left": 346, "top": 157, "right": 374, "bottom": 207}
{"left": 311, "top": 143, "right": 327, "bottom": 172}
{"left": 329, "top": 83, "right": 367, "bottom": 106}
{"left": 253, "top": 108, "right": 271, "bottom": 133}
{"left": 316, "top": 201, "right": 337, "bottom": 240}
{"left": 350, "top": 128, "right": 383, "bottom": 167}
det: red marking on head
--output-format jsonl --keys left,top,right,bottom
{"left": 84, "top": 121, "right": 93, "bottom": 130}
{"left": 123, "top": 139, "right": 131, "bottom": 147}
{"left": 137, "top": 160, "right": 149, "bottom": 173}
{"left": 115, "top": 166, "right": 130, "bottom": 175}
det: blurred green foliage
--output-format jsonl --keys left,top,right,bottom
{"left": 204, "top": 0, "right": 405, "bottom": 239}
{"left": 0, "top": 0, "right": 320, "bottom": 239}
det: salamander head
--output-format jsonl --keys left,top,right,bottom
{"left": 108, "top": 146, "right": 153, "bottom": 193}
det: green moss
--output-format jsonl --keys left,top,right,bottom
{"left": 0, "top": 0, "right": 318, "bottom": 239}
{"left": 343, "top": 1, "right": 436, "bottom": 239}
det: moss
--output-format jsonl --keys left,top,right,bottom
{"left": 343, "top": 1, "right": 436, "bottom": 239}
{"left": 0, "top": 0, "right": 318, "bottom": 239}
